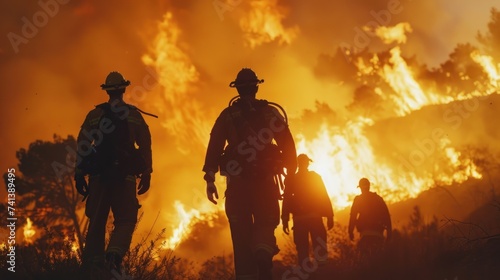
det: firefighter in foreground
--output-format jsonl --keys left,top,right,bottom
{"left": 281, "top": 154, "right": 334, "bottom": 266}
{"left": 74, "top": 71, "right": 153, "bottom": 277}
{"left": 203, "top": 68, "right": 297, "bottom": 280}
{"left": 348, "top": 178, "right": 392, "bottom": 256}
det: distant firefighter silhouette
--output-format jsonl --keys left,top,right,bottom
{"left": 74, "top": 71, "right": 154, "bottom": 278}
{"left": 348, "top": 178, "right": 392, "bottom": 256}
{"left": 202, "top": 68, "right": 297, "bottom": 280}
{"left": 282, "top": 154, "right": 334, "bottom": 266}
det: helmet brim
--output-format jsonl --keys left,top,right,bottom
{"left": 100, "top": 80, "right": 131, "bottom": 90}
{"left": 229, "top": 79, "right": 264, "bottom": 88}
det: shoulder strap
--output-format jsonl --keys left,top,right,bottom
{"left": 127, "top": 104, "right": 159, "bottom": 118}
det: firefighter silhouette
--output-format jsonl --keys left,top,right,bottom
{"left": 348, "top": 178, "right": 392, "bottom": 256}
{"left": 75, "top": 71, "right": 154, "bottom": 278}
{"left": 203, "top": 68, "right": 297, "bottom": 280}
{"left": 281, "top": 154, "right": 334, "bottom": 266}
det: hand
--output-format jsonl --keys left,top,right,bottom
{"left": 206, "top": 182, "right": 219, "bottom": 204}
{"left": 349, "top": 231, "right": 354, "bottom": 241}
{"left": 75, "top": 175, "right": 88, "bottom": 196}
{"left": 283, "top": 221, "right": 290, "bottom": 235}
{"left": 327, "top": 217, "right": 334, "bottom": 230}
{"left": 138, "top": 173, "right": 151, "bottom": 195}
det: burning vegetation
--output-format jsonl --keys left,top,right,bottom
{"left": 1, "top": 1, "right": 500, "bottom": 279}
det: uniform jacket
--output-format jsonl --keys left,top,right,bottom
{"left": 76, "top": 100, "right": 152, "bottom": 176}
{"left": 348, "top": 191, "right": 391, "bottom": 234}
{"left": 281, "top": 170, "right": 334, "bottom": 222}
{"left": 203, "top": 98, "right": 297, "bottom": 176}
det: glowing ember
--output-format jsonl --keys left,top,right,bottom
{"left": 63, "top": 234, "right": 81, "bottom": 261}
{"left": 23, "top": 218, "right": 36, "bottom": 244}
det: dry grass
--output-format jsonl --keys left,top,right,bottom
{"left": 1, "top": 207, "right": 499, "bottom": 279}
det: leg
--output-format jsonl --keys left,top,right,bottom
{"left": 226, "top": 178, "right": 258, "bottom": 280}
{"left": 83, "top": 175, "right": 111, "bottom": 264}
{"left": 108, "top": 175, "right": 139, "bottom": 261}
{"left": 310, "top": 217, "right": 328, "bottom": 265}
{"left": 252, "top": 181, "right": 280, "bottom": 280}
{"left": 292, "top": 217, "right": 310, "bottom": 267}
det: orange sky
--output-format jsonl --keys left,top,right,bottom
{"left": 1, "top": 0, "right": 499, "bottom": 260}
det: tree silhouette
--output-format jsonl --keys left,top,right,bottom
{"left": 477, "top": 7, "right": 500, "bottom": 62}
{"left": 430, "top": 43, "right": 488, "bottom": 95}
{"left": 2, "top": 134, "right": 86, "bottom": 251}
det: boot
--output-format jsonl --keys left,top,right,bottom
{"left": 255, "top": 250, "right": 273, "bottom": 280}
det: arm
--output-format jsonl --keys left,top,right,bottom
{"left": 315, "top": 173, "right": 334, "bottom": 226}
{"left": 203, "top": 112, "right": 228, "bottom": 204}
{"left": 135, "top": 113, "right": 153, "bottom": 174}
{"left": 348, "top": 197, "right": 359, "bottom": 240}
{"left": 75, "top": 110, "right": 98, "bottom": 196}
{"left": 133, "top": 111, "right": 153, "bottom": 195}
{"left": 203, "top": 112, "right": 228, "bottom": 175}
{"left": 269, "top": 107, "right": 297, "bottom": 175}
{"left": 381, "top": 198, "right": 392, "bottom": 240}
{"left": 281, "top": 177, "right": 294, "bottom": 234}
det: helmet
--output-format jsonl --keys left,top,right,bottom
{"left": 101, "top": 71, "right": 131, "bottom": 90}
{"left": 297, "top": 154, "right": 313, "bottom": 163}
{"left": 229, "top": 68, "right": 264, "bottom": 88}
{"left": 358, "top": 178, "right": 370, "bottom": 188}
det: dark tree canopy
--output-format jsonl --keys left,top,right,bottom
{"left": 477, "top": 7, "right": 500, "bottom": 61}
{"left": 3, "top": 134, "right": 85, "bottom": 249}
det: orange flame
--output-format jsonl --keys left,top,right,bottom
{"left": 142, "top": 12, "right": 210, "bottom": 151}
{"left": 160, "top": 201, "right": 221, "bottom": 250}
{"left": 63, "top": 234, "right": 80, "bottom": 257}
{"left": 295, "top": 119, "right": 429, "bottom": 208}
{"left": 470, "top": 50, "right": 500, "bottom": 89}
{"left": 381, "top": 46, "right": 454, "bottom": 116}
{"left": 161, "top": 201, "right": 202, "bottom": 250}
{"left": 23, "top": 218, "right": 36, "bottom": 244}
{"left": 239, "top": 0, "right": 299, "bottom": 48}
{"left": 145, "top": 17, "right": 495, "bottom": 250}
{"left": 374, "top": 22, "right": 413, "bottom": 44}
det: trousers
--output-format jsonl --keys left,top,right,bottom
{"left": 83, "top": 174, "right": 139, "bottom": 263}
{"left": 225, "top": 175, "right": 280, "bottom": 280}
{"left": 292, "top": 215, "right": 328, "bottom": 266}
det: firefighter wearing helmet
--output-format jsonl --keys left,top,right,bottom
{"left": 75, "top": 71, "right": 153, "bottom": 278}
{"left": 348, "top": 178, "right": 392, "bottom": 256}
{"left": 281, "top": 153, "right": 334, "bottom": 266}
{"left": 203, "top": 68, "right": 297, "bottom": 279}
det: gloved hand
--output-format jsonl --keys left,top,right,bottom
{"left": 75, "top": 174, "right": 88, "bottom": 196}
{"left": 282, "top": 220, "right": 290, "bottom": 235}
{"left": 138, "top": 173, "right": 151, "bottom": 195}
{"left": 327, "top": 216, "right": 334, "bottom": 230}
{"left": 206, "top": 182, "right": 219, "bottom": 204}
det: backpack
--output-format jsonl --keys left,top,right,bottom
{"left": 219, "top": 98, "right": 285, "bottom": 177}
{"left": 89, "top": 103, "right": 143, "bottom": 179}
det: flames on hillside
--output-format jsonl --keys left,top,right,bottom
{"left": 6, "top": 1, "right": 498, "bottom": 259}
{"left": 141, "top": 3, "right": 499, "bottom": 251}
